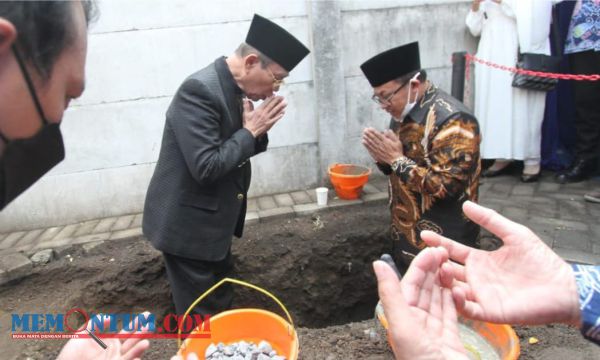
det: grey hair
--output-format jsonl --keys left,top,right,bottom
{"left": 235, "top": 43, "right": 273, "bottom": 68}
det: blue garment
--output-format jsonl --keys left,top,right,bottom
{"left": 572, "top": 264, "right": 600, "bottom": 344}
{"left": 565, "top": 0, "right": 600, "bottom": 54}
{"left": 541, "top": 2, "right": 577, "bottom": 171}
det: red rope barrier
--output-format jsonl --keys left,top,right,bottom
{"left": 464, "top": 53, "right": 600, "bottom": 81}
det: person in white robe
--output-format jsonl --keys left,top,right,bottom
{"left": 467, "top": 0, "right": 552, "bottom": 182}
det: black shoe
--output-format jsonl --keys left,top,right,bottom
{"left": 521, "top": 172, "right": 541, "bottom": 183}
{"left": 555, "top": 158, "right": 597, "bottom": 184}
{"left": 482, "top": 162, "right": 514, "bottom": 178}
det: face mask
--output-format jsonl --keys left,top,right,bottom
{"left": 0, "top": 46, "right": 65, "bottom": 210}
{"left": 395, "top": 72, "right": 420, "bottom": 123}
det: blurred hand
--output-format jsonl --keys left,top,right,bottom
{"left": 362, "top": 128, "right": 403, "bottom": 165}
{"left": 374, "top": 247, "right": 468, "bottom": 360}
{"left": 243, "top": 96, "right": 286, "bottom": 137}
{"left": 471, "top": 0, "right": 483, "bottom": 11}
{"left": 422, "top": 201, "right": 581, "bottom": 326}
{"left": 56, "top": 312, "right": 151, "bottom": 360}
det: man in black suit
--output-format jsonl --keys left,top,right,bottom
{"left": 143, "top": 14, "right": 309, "bottom": 317}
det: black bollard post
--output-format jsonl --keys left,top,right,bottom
{"left": 451, "top": 51, "right": 467, "bottom": 102}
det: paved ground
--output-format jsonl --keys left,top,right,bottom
{"left": 0, "top": 172, "right": 598, "bottom": 284}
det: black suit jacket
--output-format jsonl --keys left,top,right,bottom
{"left": 143, "top": 57, "right": 267, "bottom": 261}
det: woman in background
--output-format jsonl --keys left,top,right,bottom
{"left": 467, "top": 0, "right": 553, "bottom": 182}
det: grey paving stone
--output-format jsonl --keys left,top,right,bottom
{"left": 74, "top": 219, "right": 100, "bottom": 237}
{"left": 131, "top": 213, "right": 143, "bottom": 228}
{"left": 293, "top": 203, "right": 321, "bottom": 216}
{"left": 553, "top": 229, "right": 591, "bottom": 252}
{"left": 511, "top": 185, "right": 535, "bottom": 196}
{"left": 307, "top": 189, "right": 318, "bottom": 203}
{"left": 362, "top": 183, "right": 380, "bottom": 194}
{"left": 71, "top": 232, "right": 111, "bottom": 245}
{"left": 488, "top": 183, "right": 512, "bottom": 197}
{"left": 0, "top": 253, "right": 33, "bottom": 285}
{"left": 0, "top": 231, "right": 26, "bottom": 250}
{"left": 247, "top": 198, "right": 258, "bottom": 212}
{"left": 54, "top": 224, "right": 79, "bottom": 241}
{"left": 526, "top": 200, "right": 559, "bottom": 218}
{"left": 501, "top": 207, "right": 527, "bottom": 221}
{"left": 558, "top": 199, "right": 589, "bottom": 221}
{"left": 363, "top": 192, "right": 389, "bottom": 204}
{"left": 273, "top": 193, "right": 294, "bottom": 207}
{"left": 257, "top": 196, "right": 277, "bottom": 211}
{"left": 290, "top": 191, "right": 311, "bottom": 205}
{"left": 258, "top": 207, "right": 294, "bottom": 221}
{"left": 109, "top": 227, "right": 143, "bottom": 241}
{"left": 538, "top": 181, "right": 561, "bottom": 193}
{"left": 93, "top": 217, "right": 118, "bottom": 234}
{"left": 591, "top": 224, "right": 600, "bottom": 239}
{"left": 37, "top": 226, "right": 63, "bottom": 243}
{"left": 328, "top": 198, "right": 363, "bottom": 208}
{"left": 555, "top": 248, "right": 600, "bottom": 265}
{"left": 245, "top": 212, "right": 259, "bottom": 225}
{"left": 111, "top": 215, "right": 135, "bottom": 232}
{"left": 0, "top": 232, "right": 7, "bottom": 242}
{"left": 15, "top": 229, "right": 44, "bottom": 248}
{"left": 528, "top": 216, "right": 589, "bottom": 231}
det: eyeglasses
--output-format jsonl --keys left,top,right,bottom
{"left": 266, "top": 67, "right": 285, "bottom": 87}
{"left": 371, "top": 81, "right": 409, "bottom": 105}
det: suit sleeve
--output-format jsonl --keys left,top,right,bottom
{"left": 393, "top": 115, "right": 480, "bottom": 199}
{"left": 167, "top": 78, "right": 257, "bottom": 185}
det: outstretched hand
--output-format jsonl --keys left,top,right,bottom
{"left": 56, "top": 312, "right": 151, "bottom": 360}
{"left": 423, "top": 201, "right": 581, "bottom": 326}
{"left": 374, "top": 247, "right": 468, "bottom": 360}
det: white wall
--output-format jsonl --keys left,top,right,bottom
{"left": 0, "top": 0, "right": 476, "bottom": 231}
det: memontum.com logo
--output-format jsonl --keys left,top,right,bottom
{"left": 10, "top": 308, "right": 211, "bottom": 340}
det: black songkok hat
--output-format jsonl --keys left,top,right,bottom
{"left": 245, "top": 14, "right": 310, "bottom": 72}
{"left": 360, "top": 42, "right": 421, "bottom": 87}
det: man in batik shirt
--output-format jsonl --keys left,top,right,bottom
{"left": 361, "top": 41, "right": 481, "bottom": 273}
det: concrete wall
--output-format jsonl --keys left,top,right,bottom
{"left": 0, "top": 0, "right": 476, "bottom": 231}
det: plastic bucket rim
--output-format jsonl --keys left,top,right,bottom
{"left": 327, "top": 163, "right": 372, "bottom": 178}
{"left": 178, "top": 308, "right": 299, "bottom": 358}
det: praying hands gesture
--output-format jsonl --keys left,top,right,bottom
{"left": 243, "top": 96, "right": 286, "bottom": 138}
{"left": 362, "top": 127, "right": 403, "bottom": 165}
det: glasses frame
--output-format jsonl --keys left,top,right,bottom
{"left": 266, "top": 66, "right": 285, "bottom": 87}
{"left": 371, "top": 80, "right": 409, "bottom": 106}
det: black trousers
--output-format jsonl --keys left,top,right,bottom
{"left": 163, "top": 250, "right": 233, "bottom": 317}
{"left": 569, "top": 50, "right": 600, "bottom": 161}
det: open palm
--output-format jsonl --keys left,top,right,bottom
{"left": 423, "top": 201, "right": 581, "bottom": 326}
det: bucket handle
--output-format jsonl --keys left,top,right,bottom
{"left": 177, "top": 277, "right": 295, "bottom": 349}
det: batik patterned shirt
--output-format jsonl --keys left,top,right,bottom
{"left": 565, "top": 0, "right": 600, "bottom": 54}
{"left": 377, "top": 83, "right": 481, "bottom": 258}
{"left": 572, "top": 264, "right": 600, "bottom": 344}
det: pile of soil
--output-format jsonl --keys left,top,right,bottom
{"left": 1, "top": 203, "right": 598, "bottom": 359}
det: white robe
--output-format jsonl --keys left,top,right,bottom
{"left": 467, "top": 0, "right": 552, "bottom": 162}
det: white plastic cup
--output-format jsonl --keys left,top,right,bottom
{"left": 316, "top": 187, "right": 329, "bottom": 206}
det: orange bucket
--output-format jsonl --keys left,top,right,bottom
{"left": 376, "top": 302, "right": 520, "bottom": 359}
{"left": 177, "top": 278, "right": 298, "bottom": 359}
{"left": 328, "top": 163, "right": 371, "bottom": 200}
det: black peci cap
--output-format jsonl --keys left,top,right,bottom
{"left": 245, "top": 14, "right": 310, "bottom": 72}
{"left": 360, "top": 42, "right": 421, "bottom": 87}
